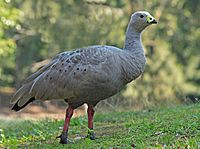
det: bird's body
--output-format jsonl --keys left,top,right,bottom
{"left": 11, "top": 44, "right": 146, "bottom": 109}
{"left": 11, "top": 11, "right": 157, "bottom": 144}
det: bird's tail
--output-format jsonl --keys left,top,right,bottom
{"left": 11, "top": 82, "right": 35, "bottom": 111}
{"left": 11, "top": 97, "right": 35, "bottom": 111}
{"left": 11, "top": 58, "right": 56, "bottom": 111}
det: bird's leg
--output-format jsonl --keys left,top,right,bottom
{"left": 87, "top": 105, "right": 95, "bottom": 140}
{"left": 57, "top": 107, "right": 74, "bottom": 144}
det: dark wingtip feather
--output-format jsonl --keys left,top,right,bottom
{"left": 11, "top": 97, "right": 35, "bottom": 112}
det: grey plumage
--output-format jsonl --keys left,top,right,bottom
{"left": 11, "top": 11, "right": 157, "bottom": 110}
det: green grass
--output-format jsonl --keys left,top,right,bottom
{"left": 0, "top": 104, "right": 200, "bottom": 148}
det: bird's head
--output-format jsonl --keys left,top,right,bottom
{"left": 129, "top": 11, "right": 157, "bottom": 33}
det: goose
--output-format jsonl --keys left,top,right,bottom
{"left": 11, "top": 11, "right": 157, "bottom": 144}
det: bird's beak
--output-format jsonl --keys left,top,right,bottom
{"left": 146, "top": 15, "right": 157, "bottom": 24}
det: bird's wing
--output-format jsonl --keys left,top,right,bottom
{"left": 10, "top": 51, "right": 73, "bottom": 105}
{"left": 11, "top": 46, "right": 117, "bottom": 106}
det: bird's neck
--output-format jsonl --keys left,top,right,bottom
{"left": 123, "top": 24, "right": 143, "bottom": 54}
{"left": 121, "top": 24, "right": 146, "bottom": 83}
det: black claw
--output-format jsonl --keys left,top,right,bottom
{"left": 88, "top": 133, "right": 96, "bottom": 140}
{"left": 87, "top": 130, "right": 95, "bottom": 140}
{"left": 57, "top": 133, "right": 68, "bottom": 144}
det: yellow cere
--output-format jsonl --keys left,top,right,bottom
{"left": 146, "top": 15, "right": 151, "bottom": 23}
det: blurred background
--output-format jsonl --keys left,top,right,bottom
{"left": 0, "top": 0, "right": 199, "bottom": 118}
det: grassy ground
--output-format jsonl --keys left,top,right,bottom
{"left": 0, "top": 104, "right": 200, "bottom": 148}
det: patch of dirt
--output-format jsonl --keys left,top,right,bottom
{"left": 0, "top": 103, "right": 87, "bottom": 120}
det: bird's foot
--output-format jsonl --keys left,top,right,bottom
{"left": 56, "top": 133, "right": 68, "bottom": 144}
{"left": 86, "top": 129, "right": 95, "bottom": 140}
{"left": 87, "top": 133, "right": 95, "bottom": 140}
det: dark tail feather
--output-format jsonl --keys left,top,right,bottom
{"left": 12, "top": 97, "right": 35, "bottom": 112}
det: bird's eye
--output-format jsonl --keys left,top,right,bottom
{"left": 140, "top": 15, "right": 144, "bottom": 18}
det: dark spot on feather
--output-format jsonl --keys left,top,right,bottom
{"left": 77, "top": 68, "right": 79, "bottom": 70}
{"left": 66, "top": 59, "right": 70, "bottom": 63}
{"left": 70, "top": 52, "right": 74, "bottom": 55}
{"left": 59, "top": 69, "right": 62, "bottom": 72}
{"left": 62, "top": 63, "right": 64, "bottom": 65}
{"left": 76, "top": 50, "right": 80, "bottom": 53}
{"left": 74, "top": 72, "right": 76, "bottom": 75}
{"left": 84, "top": 69, "right": 86, "bottom": 71}
{"left": 47, "top": 75, "right": 49, "bottom": 77}
{"left": 50, "top": 77, "right": 52, "bottom": 80}
{"left": 69, "top": 65, "right": 71, "bottom": 68}
{"left": 65, "top": 70, "right": 67, "bottom": 72}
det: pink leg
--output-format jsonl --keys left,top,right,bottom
{"left": 58, "top": 107, "right": 74, "bottom": 144}
{"left": 87, "top": 105, "right": 95, "bottom": 140}
{"left": 63, "top": 107, "right": 74, "bottom": 133}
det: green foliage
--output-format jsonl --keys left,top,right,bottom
{"left": 0, "top": 104, "right": 200, "bottom": 148}
{"left": 0, "top": 0, "right": 21, "bottom": 86}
